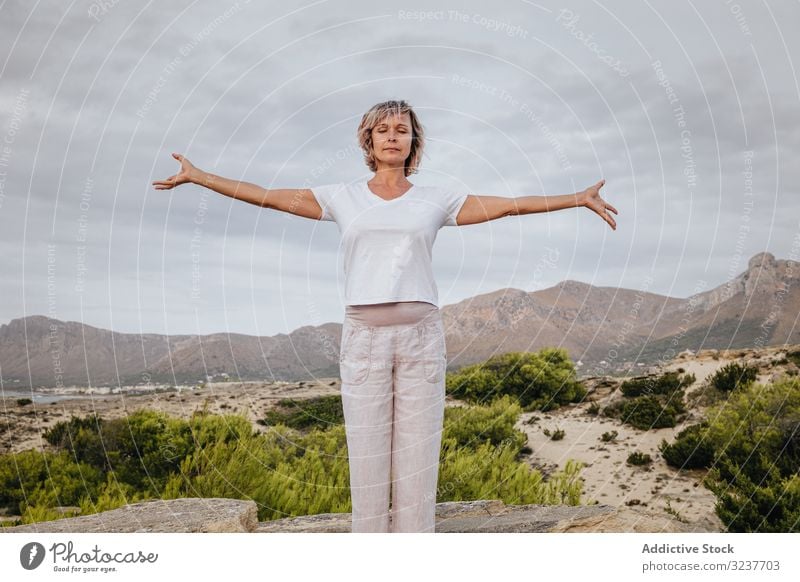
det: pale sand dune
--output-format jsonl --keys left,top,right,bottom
{"left": 519, "top": 405, "right": 718, "bottom": 526}
{"left": 520, "top": 346, "right": 793, "bottom": 529}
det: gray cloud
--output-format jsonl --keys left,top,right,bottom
{"left": 1, "top": 0, "right": 798, "bottom": 336}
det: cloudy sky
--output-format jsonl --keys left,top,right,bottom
{"left": 1, "top": 0, "right": 798, "bottom": 337}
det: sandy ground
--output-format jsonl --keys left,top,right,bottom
{"left": 519, "top": 402, "right": 717, "bottom": 526}
{"left": 2, "top": 345, "right": 795, "bottom": 530}
{"left": 517, "top": 346, "right": 794, "bottom": 529}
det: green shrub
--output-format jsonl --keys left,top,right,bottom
{"left": 701, "top": 378, "right": 800, "bottom": 531}
{"left": 620, "top": 371, "right": 694, "bottom": 398}
{"left": 659, "top": 422, "right": 715, "bottom": 469}
{"left": 43, "top": 414, "right": 102, "bottom": 448}
{"left": 709, "top": 361, "right": 758, "bottom": 393}
{"left": 600, "top": 430, "right": 618, "bottom": 442}
{"left": 16, "top": 398, "right": 32, "bottom": 406}
{"left": 627, "top": 451, "right": 652, "bottom": 466}
{"left": 3, "top": 390, "right": 596, "bottom": 525}
{"left": 0, "top": 449, "right": 103, "bottom": 516}
{"left": 622, "top": 394, "right": 685, "bottom": 429}
{"left": 704, "top": 466, "right": 800, "bottom": 533}
{"left": 261, "top": 395, "right": 344, "bottom": 431}
{"left": 603, "top": 371, "right": 691, "bottom": 430}
{"left": 43, "top": 409, "right": 195, "bottom": 491}
{"left": 604, "top": 393, "right": 686, "bottom": 430}
{"left": 437, "top": 439, "right": 585, "bottom": 506}
{"left": 441, "top": 395, "right": 526, "bottom": 451}
{"left": 165, "top": 399, "right": 584, "bottom": 520}
{"left": 445, "top": 348, "right": 587, "bottom": 411}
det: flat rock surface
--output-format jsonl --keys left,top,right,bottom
{"left": 2, "top": 497, "right": 719, "bottom": 533}
{"left": 1, "top": 498, "right": 259, "bottom": 533}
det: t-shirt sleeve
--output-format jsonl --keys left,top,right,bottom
{"left": 309, "top": 183, "right": 343, "bottom": 222}
{"left": 441, "top": 189, "right": 470, "bottom": 227}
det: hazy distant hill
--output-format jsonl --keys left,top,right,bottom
{"left": 2, "top": 252, "right": 797, "bottom": 389}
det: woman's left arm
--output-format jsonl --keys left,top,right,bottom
{"left": 455, "top": 179, "right": 618, "bottom": 230}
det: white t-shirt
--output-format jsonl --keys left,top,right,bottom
{"left": 310, "top": 181, "right": 469, "bottom": 307}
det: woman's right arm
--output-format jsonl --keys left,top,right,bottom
{"left": 152, "top": 153, "right": 327, "bottom": 221}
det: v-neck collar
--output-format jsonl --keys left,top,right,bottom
{"left": 364, "top": 181, "right": 416, "bottom": 203}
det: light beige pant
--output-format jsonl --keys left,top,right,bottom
{"left": 340, "top": 301, "right": 446, "bottom": 533}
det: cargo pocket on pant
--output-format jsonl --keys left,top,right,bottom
{"left": 422, "top": 322, "right": 447, "bottom": 384}
{"left": 339, "top": 325, "right": 371, "bottom": 386}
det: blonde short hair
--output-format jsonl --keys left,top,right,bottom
{"left": 357, "top": 100, "right": 425, "bottom": 176}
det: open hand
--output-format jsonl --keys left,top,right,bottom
{"left": 581, "top": 179, "right": 618, "bottom": 231}
{"left": 152, "top": 153, "right": 198, "bottom": 190}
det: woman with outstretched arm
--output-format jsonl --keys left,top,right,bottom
{"left": 153, "top": 99, "right": 617, "bottom": 533}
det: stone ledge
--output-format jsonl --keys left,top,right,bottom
{"left": 1, "top": 498, "right": 259, "bottom": 533}
{"left": 2, "top": 498, "right": 719, "bottom": 533}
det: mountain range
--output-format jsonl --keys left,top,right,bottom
{"left": 1, "top": 252, "right": 797, "bottom": 389}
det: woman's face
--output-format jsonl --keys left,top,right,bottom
{"left": 371, "top": 112, "right": 413, "bottom": 169}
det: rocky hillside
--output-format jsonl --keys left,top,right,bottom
{"left": 1, "top": 251, "right": 796, "bottom": 389}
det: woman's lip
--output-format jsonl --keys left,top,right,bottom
{"left": 385, "top": 148, "right": 400, "bottom": 151}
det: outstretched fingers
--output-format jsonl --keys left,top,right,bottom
{"left": 588, "top": 179, "right": 617, "bottom": 229}
{"left": 152, "top": 154, "right": 189, "bottom": 190}
{"left": 600, "top": 205, "right": 617, "bottom": 230}
{"left": 152, "top": 175, "right": 177, "bottom": 189}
